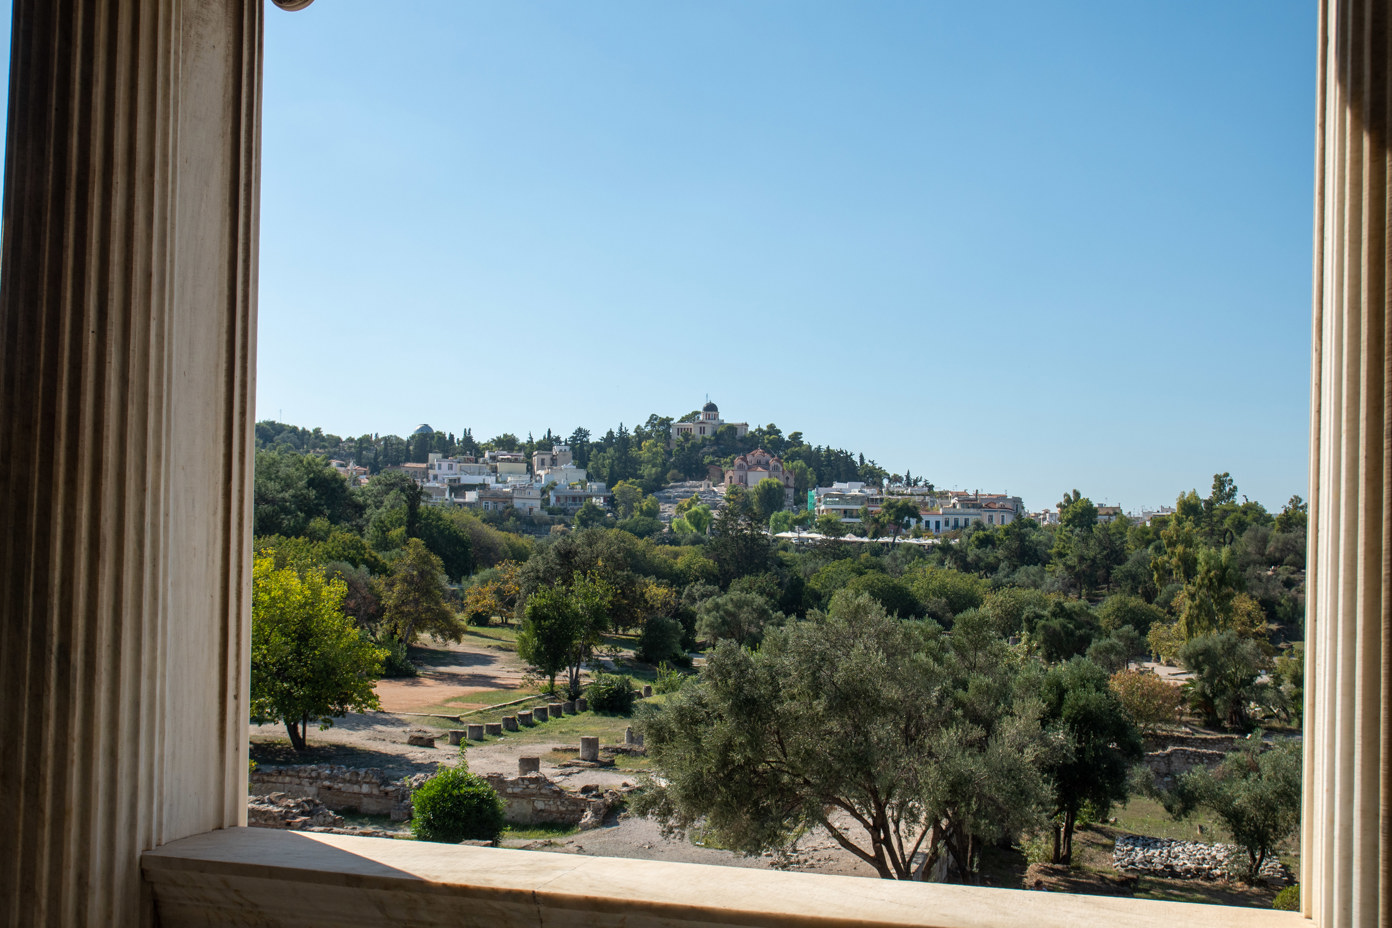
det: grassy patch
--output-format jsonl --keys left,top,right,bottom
{"left": 1111, "top": 795, "right": 1231, "bottom": 843}
{"left": 397, "top": 688, "right": 548, "bottom": 720}
{"left": 612, "top": 752, "right": 653, "bottom": 772}
{"left": 460, "top": 625, "right": 520, "bottom": 647}
{"left": 459, "top": 710, "right": 638, "bottom": 751}
{"left": 502, "top": 822, "right": 581, "bottom": 841}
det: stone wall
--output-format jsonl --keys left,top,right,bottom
{"left": 1141, "top": 732, "right": 1243, "bottom": 754}
{"left": 1142, "top": 746, "right": 1228, "bottom": 787}
{"left": 251, "top": 764, "right": 627, "bottom": 831}
{"left": 480, "top": 773, "right": 625, "bottom": 829}
{"left": 249, "top": 765, "right": 427, "bottom": 821}
{"left": 1113, "top": 835, "right": 1288, "bottom": 884}
{"left": 1140, "top": 733, "right": 1245, "bottom": 788}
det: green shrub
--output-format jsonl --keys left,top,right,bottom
{"left": 375, "top": 635, "right": 417, "bottom": 678}
{"left": 653, "top": 661, "right": 690, "bottom": 695}
{"left": 636, "top": 614, "right": 685, "bottom": 665}
{"left": 586, "top": 673, "right": 638, "bottom": 714}
{"left": 843, "top": 572, "right": 923, "bottom": 619}
{"left": 1019, "top": 831, "right": 1054, "bottom": 866}
{"left": 1272, "top": 885, "right": 1299, "bottom": 911}
{"left": 410, "top": 765, "right": 505, "bottom": 843}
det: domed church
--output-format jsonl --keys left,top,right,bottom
{"left": 669, "top": 400, "right": 749, "bottom": 445}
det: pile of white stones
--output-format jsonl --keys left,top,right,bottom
{"left": 1113, "top": 835, "right": 1288, "bottom": 883}
{"left": 247, "top": 793, "right": 343, "bottom": 830}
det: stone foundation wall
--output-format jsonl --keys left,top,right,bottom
{"left": 1142, "top": 746, "right": 1228, "bottom": 787}
{"left": 249, "top": 765, "right": 426, "bottom": 820}
{"left": 480, "top": 773, "right": 622, "bottom": 829}
{"left": 1140, "top": 733, "right": 1246, "bottom": 788}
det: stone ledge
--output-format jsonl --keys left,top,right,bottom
{"left": 142, "top": 828, "right": 1305, "bottom": 928}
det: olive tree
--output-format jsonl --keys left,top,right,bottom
{"left": 635, "top": 592, "right": 1051, "bottom": 882}
{"left": 1167, "top": 737, "right": 1301, "bottom": 881}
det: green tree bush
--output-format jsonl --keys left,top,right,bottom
{"left": 410, "top": 765, "right": 506, "bottom": 843}
{"left": 585, "top": 673, "right": 638, "bottom": 714}
{"left": 843, "top": 572, "right": 923, "bottom": 618}
{"left": 1039, "top": 658, "right": 1143, "bottom": 863}
{"left": 636, "top": 614, "right": 686, "bottom": 665}
{"left": 904, "top": 566, "right": 986, "bottom": 617}
{"left": 695, "top": 590, "right": 780, "bottom": 647}
{"left": 250, "top": 554, "right": 386, "bottom": 751}
{"left": 517, "top": 574, "right": 612, "bottom": 695}
{"left": 1178, "top": 631, "right": 1273, "bottom": 730}
{"left": 380, "top": 538, "right": 458, "bottom": 645}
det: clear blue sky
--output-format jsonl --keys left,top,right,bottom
{"left": 85, "top": 4, "right": 1336, "bottom": 513}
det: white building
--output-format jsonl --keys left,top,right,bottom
{"left": 670, "top": 401, "right": 749, "bottom": 445}
{"left": 426, "top": 453, "right": 489, "bottom": 485}
{"left": 915, "top": 493, "right": 1021, "bottom": 534}
{"left": 536, "top": 464, "right": 588, "bottom": 488}
{"left": 532, "top": 444, "right": 573, "bottom": 472}
{"left": 814, "top": 483, "right": 884, "bottom": 523}
{"left": 551, "top": 481, "right": 612, "bottom": 511}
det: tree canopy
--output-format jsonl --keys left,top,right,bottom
{"left": 250, "top": 554, "right": 385, "bottom": 750}
{"left": 636, "top": 593, "right": 1051, "bottom": 882}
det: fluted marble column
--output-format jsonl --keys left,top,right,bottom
{"left": 1306, "top": 2, "right": 1392, "bottom": 927}
{"left": 0, "top": 2, "right": 262, "bottom": 926}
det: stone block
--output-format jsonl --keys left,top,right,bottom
{"left": 467, "top": 724, "right": 485, "bottom": 740}
{"left": 447, "top": 730, "right": 465, "bottom": 746}
{"left": 579, "top": 736, "right": 599, "bottom": 762}
{"left": 502, "top": 716, "right": 519, "bottom": 732}
{"left": 518, "top": 757, "right": 541, "bottom": 776}
{"left": 518, "top": 710, "right": 534, "bottom": 725}
{"left": 484, "top": 723, "right": 503, "bottom": 736}
{"left": 561, "top": 701, "right": 575, "bottom": 715}
{"left": 547, "top": 702, "right": 565, "bottom": 717}
{"left": 641, "top": 685, "right": 653, "bottom": 698}
{"left": 406, "top": 734, "right": 436, "bottom": 748}
{"left": 575, "top": 697, "right": 588, "bottom": 712}
{"left": 533, "top": 707, "right": 549, "bottom": 722}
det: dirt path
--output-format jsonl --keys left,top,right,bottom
{"left": 374, "top": 637, "right": 528, "bottom": 713}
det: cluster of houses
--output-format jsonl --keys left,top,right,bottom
{"left": 330, "top": 435, "right": 612, "bottom": 516}
{"left": 326, "top": 404, "right": 1164, "bottom": 532}
{"left": 811, "top": 485, "right": 1025, "bottom": 536}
